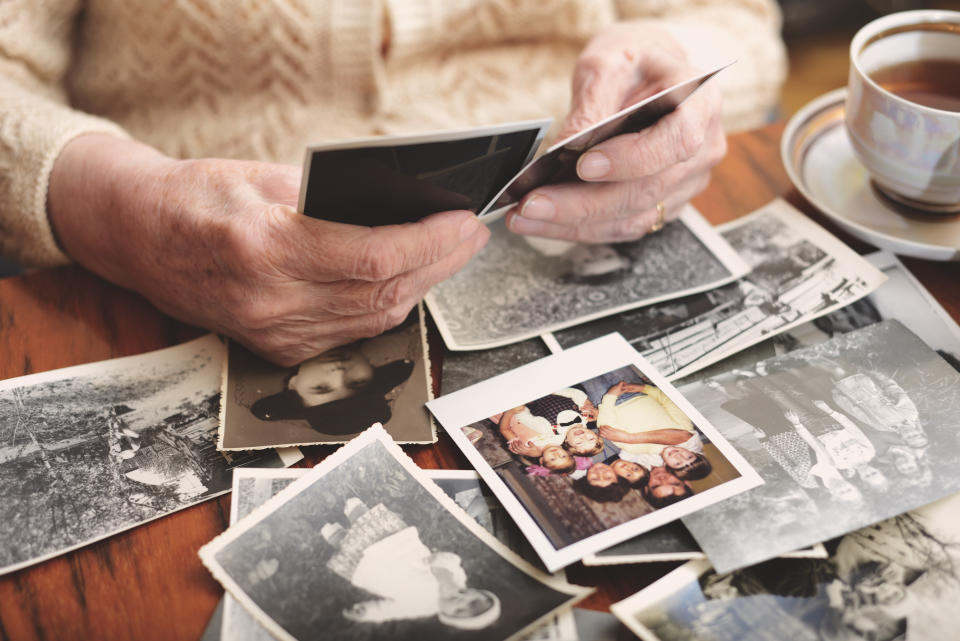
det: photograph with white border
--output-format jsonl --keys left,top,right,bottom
{"left": 426, "top": 207, "right": 750, "bottom": 351}
{"left": 582, "top": 521, "right": 826, "bottom": 566}
{"left": 221, "top": 468, "right": 306, "bottom": 641}
{"left": 550, "top": 199, "right": 887, "bottom": 379}
{"left": 199, "top": 425, "right": 589, "bottom": 641}
{"left": 611, "top": 490, "right": 960, "bottom": 641}
{"left": 220, "top": 468, "right": 578, "bottom": 641}
{"left": 426, "top": 470, "right": 577, "bottom": 641}
{"left": 673, "top": 250, "right": 960, "bottom": 385}
{"left": 679, "top": 319, "right": 960, "bottom": 573}
{"left": 441, "top": 338, "right": 552, "bottom": 395}
{"left": 427, "top": 333, "right": 761, "bottom": 572}
{"left": 0, "top": 335, "right": 301, "bottom": 577}
{"left": 220, "top": 306, "right": 434, "bottom": 449}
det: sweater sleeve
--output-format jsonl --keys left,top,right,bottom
{"left": 0, "top": 1, "right": 130, "bottom": 268}
{"left": 614, "top": 0, "right": 787, "bottom": 131}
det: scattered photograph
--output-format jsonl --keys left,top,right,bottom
{"left": 441, "top": 339, "right": 552, "bottom": 395}
{"left": 221, "top": 468, "right": 306, "bottom": 641}
{"left": 611, "top": 490, "right": 960, "bottom": 641}
{"left": 0, "top": 335, "right": 301, "bottom": 576}
{"left": 571, "top": 608, "right": 632, "bottom": 641}
{"left": 678, "top": 319, "right": 960, "bottom": 573}
{"left": 550, "top": 199, "right": 887, "bottom": 380}
{"left": 674, "top": 250, "right": 960, "bottom": 385}
{"left": 200, "top": 599, "right": 224, "bottom": 641}
{"left": 583, "top": 520, "right": 826, "bottom": 565}
{"left": 199, "top": 425, "right": 589, "bottom": 641}
{"left": 427, "top": 333, "right": 761, "bottom": 572}
{"left": 425, "top": 206, "right": 750, "bottom": 350}
{"left": 219, "top": 306, "right": 434, "bottom": 449}
{"left": 427, "top": 470, "right": 577, "bottom": 641}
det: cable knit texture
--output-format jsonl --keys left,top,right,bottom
{"left": 0, "top": 0, "right": 786, "bottom": 267}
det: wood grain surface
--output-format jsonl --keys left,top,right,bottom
{"left": 1, "top": 123, "right": 957, "bottom": 641}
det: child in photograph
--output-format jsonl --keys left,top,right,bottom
{"left": 661, "top": 445, "right": 714, "bottom": 481}
{"left": 323, "top": 498, "right": 501, "bottom": 629}
{"left": 524, "top": 444, "right": 592, "bottom": 477}
{"left": 784, "top": 410, "right": 864, "bottom": 504}
{"left": 498, "top": 386, "right": 597, "bottom": 454}
{"left": 609, "top": 458, "right": 650, "bottom": 489}
{"left": 561, "top": 424, "right": 606, "bottom": 458}
{"left": 641, "top": 466, "right": 695, "bottom": 509}
{"left": 571, "top": 463, "right": 630, "bottom": 504}
{"left": 250, "top": 346, "right": 414, "bottom": 435}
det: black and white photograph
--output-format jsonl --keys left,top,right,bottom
{"left": 425, "top": 206, "right": 750, "bottom": 350}
{"left": 673, "top": 250, "right": 960, "bottom": 386}
{"left": 199, "top": 425, "right": 589, "bottom": 641}
{"left": 427, "top": 333, "right": 761, "bottom": 572}
{"left": 298, "top": 119, "right": 549, "bottom": 227}
{"left": 221, "top": 468, "right": 306, "bottom": 641}
{"left": 610, "top": 490, "right": 960, "bottom": 641}
{"left": 441, "top": 338, "right": 552, "bottom": 395}
{"left": 220, "top": 469, "right": 577, "bottom": 641}
{"left": 550, "top": 199, "right": 887, "bottom": 379}
{"left": 0, "top": 335, "right": 301, "bottom": 576}
{"left": 426, "top": 470, "right": 578, "bottom": 641}
{"left": 583, "top": 519, "right": 827, "bottom": 566}
{"left": 219, "top": 306, "right": 434, "bottom": 449}
{"left": 677, "top": 319, "right": 960, "bottom": 573}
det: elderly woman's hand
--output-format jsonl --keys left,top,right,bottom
{"left": 48, "top": 134, "right": 489, "bottom": 366}
{"left": 506, "top": 21, "right": 726, "bottom": 243}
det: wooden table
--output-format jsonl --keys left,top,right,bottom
{"left": 1, "top": 123, "right": 958, "bottom": 641}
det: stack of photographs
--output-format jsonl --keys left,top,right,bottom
{"left": 421, "top": 197, "right": 960, "bottom": 638}
{"left": 147, "top": 191, "right": 954, "bottom": 638}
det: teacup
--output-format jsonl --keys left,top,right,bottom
{"left": 845, "top": 10, "right": 960, "bottom": 213}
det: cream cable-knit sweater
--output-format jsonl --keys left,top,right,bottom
{"left": 0, "top": 0, "right": 786, "bottom": 268}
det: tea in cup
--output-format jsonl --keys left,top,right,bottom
{"left": 845, "top": 10, "right": 960, "bottom": 213}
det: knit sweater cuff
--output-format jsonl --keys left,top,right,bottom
{"left": 0, "top": 95, "right": 130, "bottom": 268}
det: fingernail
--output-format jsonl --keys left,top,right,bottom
{"left": 578, "top": 151, "right": 610, "bottom": 180}
{"left": 460, "top": 215, "right": 481, "bottom": 241}
{"left": 520, "top": 195, "right": 555, "bottom": 221}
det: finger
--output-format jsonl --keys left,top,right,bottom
{"left": 234, "top": 225, "right": 489, "bottom": 364}
{"left": 297, "top": 222, "right": 489, "bottom": 317}
{"left": 575, "top": 87, "right": 724, "bottom": 182}
{"left": 271, "top": 208, "right": 485, "bottom": 282}
{"left": 516, "top": 124, "right": 722, "bottom": 229}
{"left": 507, "top": 170, "right": 710, "bottom": 242}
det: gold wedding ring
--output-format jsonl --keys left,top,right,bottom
{"left": 650, "top": 200, "right": 666, "bottom": 232}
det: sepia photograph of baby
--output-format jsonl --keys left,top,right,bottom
{"left": 459, "top": 364, "right": 742, "bottom": 549}
{"left": 220, "top": 307, "right": 434, "bottom": 449}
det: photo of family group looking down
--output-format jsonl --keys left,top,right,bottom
{"left": 459, "top": 365, "right": 743, "bottom": 549}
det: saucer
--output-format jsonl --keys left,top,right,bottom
{"left": 781, "top": 88, "right": 960, "bottom": 261}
